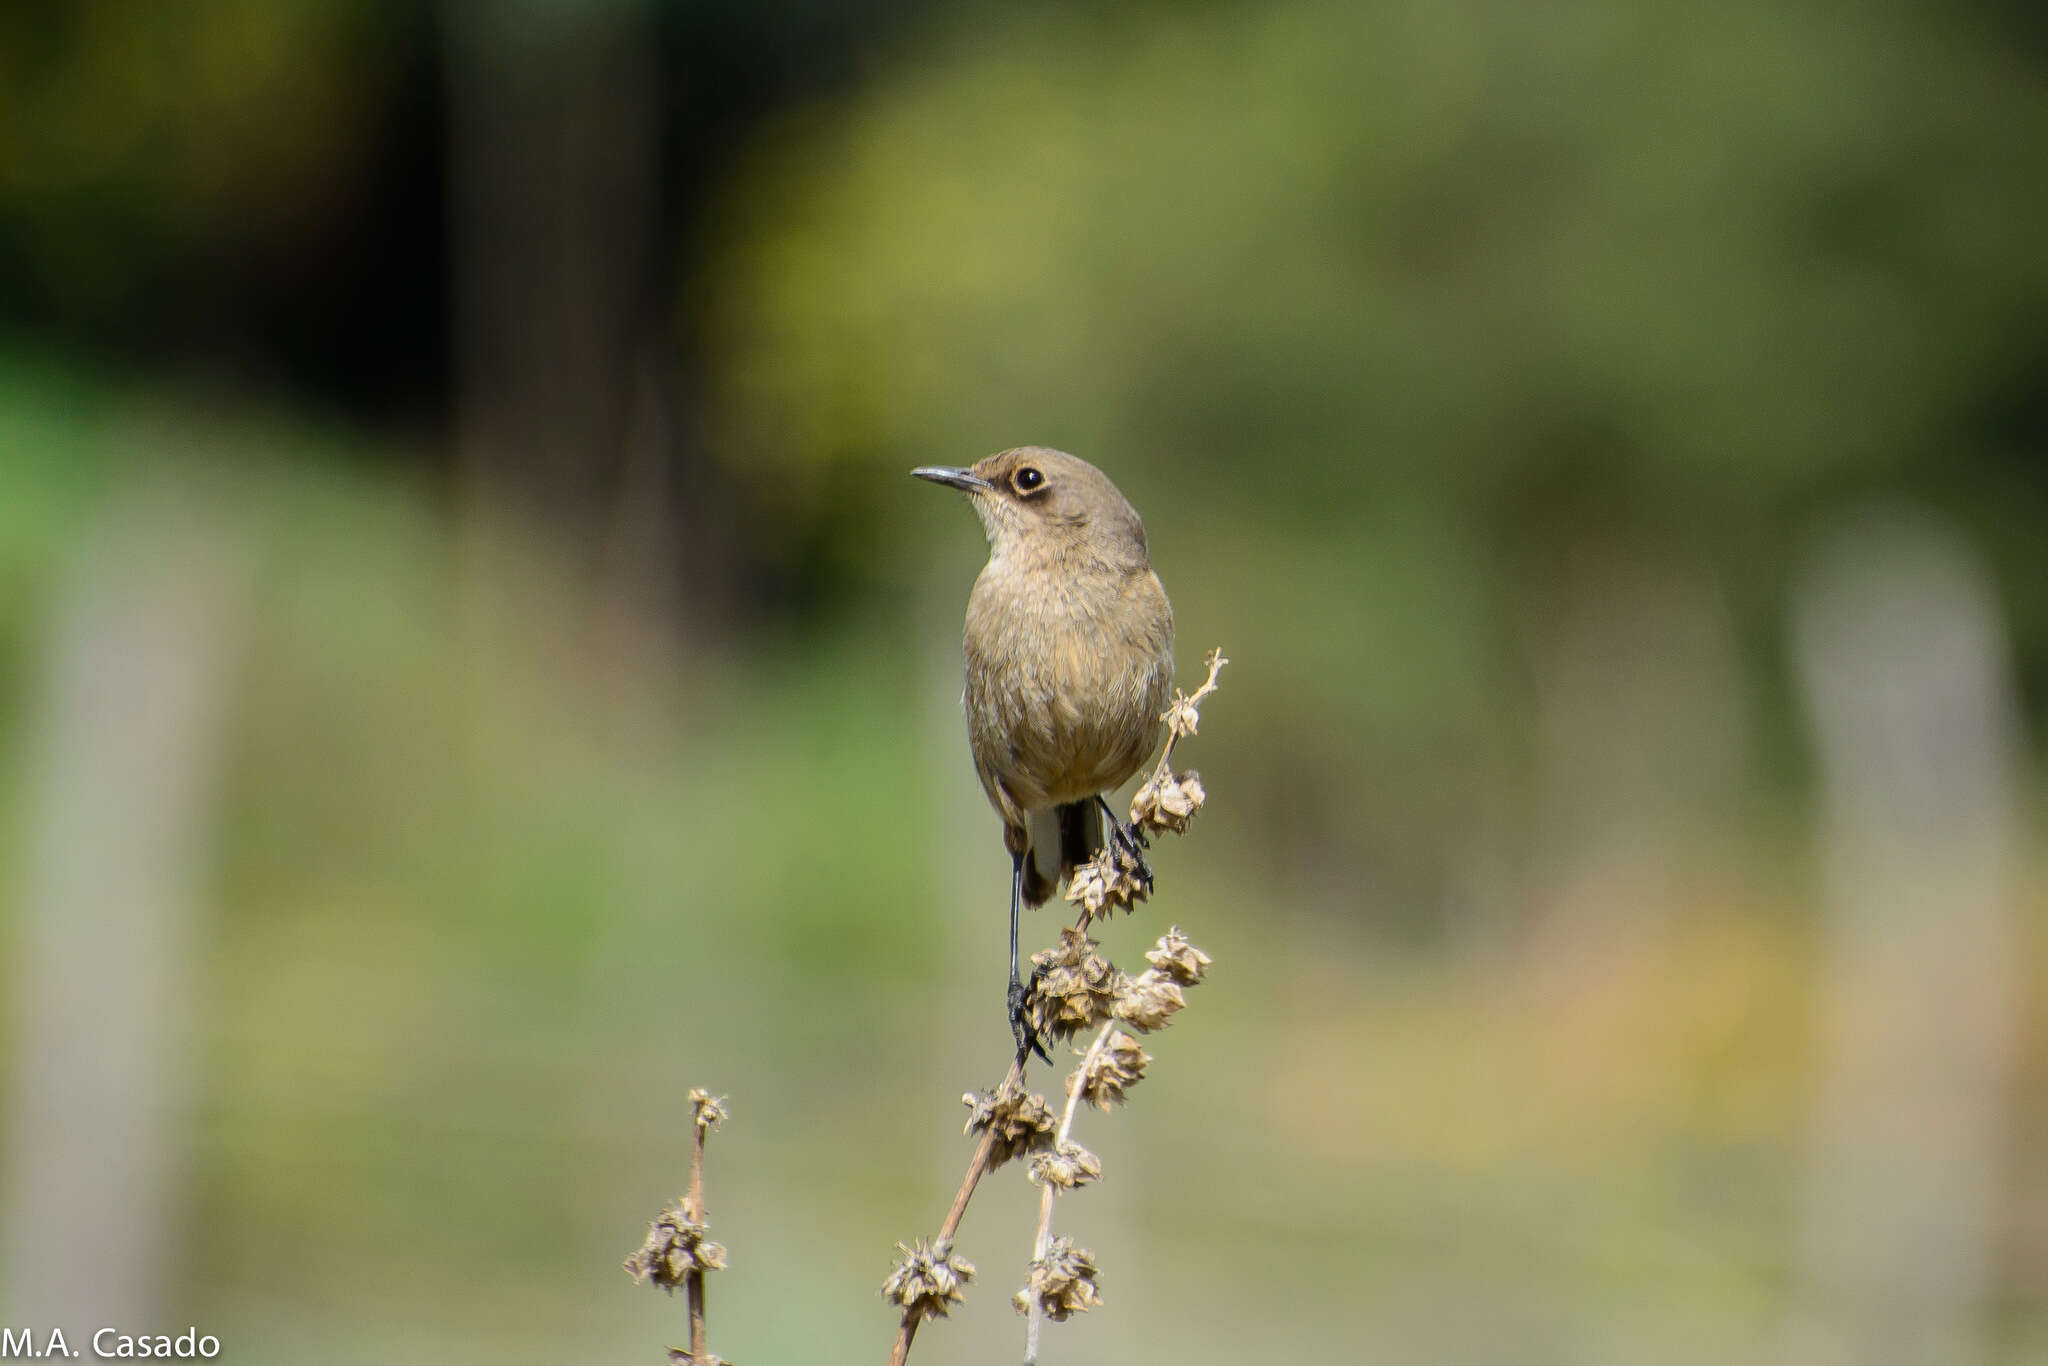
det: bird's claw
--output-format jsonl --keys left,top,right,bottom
{"left": 1009, "top": 974, "right": 1052, "bottom": 1065}
{"left": 1107, "top": 816, "right": 1154, "bottom": 890}
{"left": 1095, "top": 793, "right": 1154, "bottom": 889}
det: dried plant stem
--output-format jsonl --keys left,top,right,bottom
{"left": 888, "top": 1052, "right": 1028, "bottom": 1366}
{"left": 1145, "top": 649, "right": 1226, "bottom": 787}
{"left": 684, "top": 1111, "right": 710, "bottom": 1362}
{"left": 626, "top": 1089, "right": 728, "bottom": 1365}
{"left": 888, "top": 1314, "right": 918, "bottom": 1366}
{"left": 1024, "top": 1021, "right": 1118, "bottom": 1365}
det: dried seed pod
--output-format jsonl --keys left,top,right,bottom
{"left": 624, "top": 1204, "right": 727, "bottom": 1291}
{"left": 1014, "top": 1236, "right": 1103, "bottom": 1321}
{"left": 1112, "top": 969, "right": 1187, "bottom": 1033}
{"left": 962, "top": 1080, "right": 1056, "bottom": 1169}
{"left": 1079, "top": 1029, "right": 1151, "bottom": 1110}
{"left": 1144, "top": 926, "right": 1211, "bottom": 987}
{"left": 883, "top": 1237, "right": 976, "bottom": 1323}
{"left": 687, "top": 1089, "right": 728, "bottom": 1131}
{"left": 1065, "top": 847, "right": 1151, "bottom": 919}
{"left": 1025, "top": 928, "right": 1127, "bottom": 1042}
{"left": 1026, "top": 1141, "right": 1103, "bottom": 1191}
{"left": 1130, "top": 769, "right": 1204, "bottom": 835}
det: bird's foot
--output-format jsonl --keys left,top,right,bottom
{"left": 1009, "top": 973, "right": 1052, "bottom": 1065}
{"left": 1099, "top": 799, "right": 1155, "bottom": 892}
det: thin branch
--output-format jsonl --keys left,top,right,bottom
{"left": 887, "top": 1053, "right": 1025, "bottom": 1366}
{"left": 625, "top": 1091, "right": 728, "bottom": 1364}
{"left": 1152, "top": 649, "right": 1228, "bottom": 770}
{"left": 684, "top": 1105, "right": 710, "bottom": 1362}
{"left": 1024, "top": 1021, "right": 1118, "bottom": 1365}
{"left": 940, "top": 1062, "right": 1020, "bottom": 1244}
{"left": 888, "top": 1316, "right": 918, "bottom": 1366}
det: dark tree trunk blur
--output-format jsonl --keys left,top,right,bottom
{"left": 442, "top": 0, "right": 682, "bottom": 638}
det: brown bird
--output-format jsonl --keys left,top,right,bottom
{"left": 913, "top": 447, "right": 1175, "bottom": 1058}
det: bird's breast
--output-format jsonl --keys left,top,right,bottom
{"left": 962, "top": 560, "right": 1175, "bottom": 812}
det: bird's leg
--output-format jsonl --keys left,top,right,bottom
{"left": 1008, "top": 850, "right": 1051, "bottom": 1065}
{"left": 1096, "top": 793, "right": 1155, "bottom": 890}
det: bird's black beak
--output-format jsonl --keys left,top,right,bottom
{"left": 912, "top": 465, "right": 995, "bottom": 494}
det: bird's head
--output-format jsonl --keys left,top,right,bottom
{"left": 912, "top": 447, "right": 1149, "bottom": 566}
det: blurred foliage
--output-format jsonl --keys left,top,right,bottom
{"left": 0, "top": 2, "right": 410, "bottom": 336}
{"left": 707, "top": 0, "right": 2044, "bottom": 528}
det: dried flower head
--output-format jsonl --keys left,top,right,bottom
{"left": 1112, "top": 969, "right": 1187, "bottom": 1033}
{"left": 1130, "top": 769, "right": 1205, "bottom": 836}
{"left": 1013, "top": 1236, "right": 1103, "bottom": 1321}
{"left": 962, "top": 1080, "right": 1056, "bottom": 1169}
{"left": 666, "top": 1353, "right": 726, "bottom": 1366}
{"left": 1144, "top": 926, "right": 1211, "bottom": 987}
{"left": 688, "top": 1089, "right": 728, "bottom": 1132}
{"left": 1027, "top": 1140, "right": 1103, "bottom": 1191}
{"left": 883, "top": 1237, "right": 976, "bottom": 1323}
{"left": 624, "top": 1203, "right": 727, "bottom": 1291}
{"left": 1064, "top": 851, "right": 1114, "bottom": 918}
{"left": 1161, "top": 649, "right": 1228, "bottom": 737}
{"left": 1079, "top": 1029, "right": 1150, "bottom": 1110}
{"left": 1026, "top": 927, "right": 1127, "bottom": 1042}
{"left": 1065, "top": 845, "right": 1151, "bottom": 919}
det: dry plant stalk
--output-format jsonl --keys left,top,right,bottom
{"left": 885, "top": 649, "right": 1227, "bottom": 1366}
{"left": 626, "top": 1089, "right": 731, "bottom": 1366}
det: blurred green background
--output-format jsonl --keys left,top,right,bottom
{"left": 2, "top": 2, "right": 2044, "bottom": 1363}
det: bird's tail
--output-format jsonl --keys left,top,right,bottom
{"left": 1022, "top": 799, "right": 1104, "bottom": 909}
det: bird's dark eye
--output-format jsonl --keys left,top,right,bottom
{"left": 1012, "top": 466, "right": 1044, "bottom": 493}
